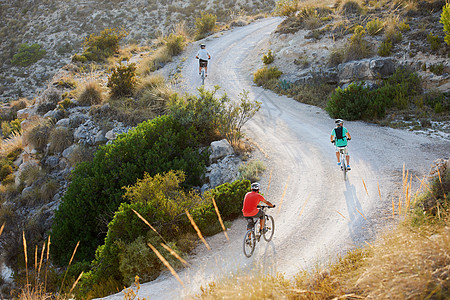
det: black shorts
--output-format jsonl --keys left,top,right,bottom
{"left": 199, "top": 59, "right": 208, "bottom": 68}
{"left": 245, "top": 209, "right": 265, "bottom": 230}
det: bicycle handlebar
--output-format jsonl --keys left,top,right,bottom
{"left": 257, "top": 205, "right": 275, "bottom": 209}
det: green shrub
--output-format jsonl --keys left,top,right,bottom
{"left": 169, "top": 86, "right": 226, "bottom": 143}
{"left": 326, "top": 68, "right": 422, "bottom": 121}
{"left": 397, "top": 21, "right": 410, "bottom": 32}
{"left": 107, "top": 63, "right": 137, "bottom": 98}
{"left": 366, "top": 18, "right": 384, "bottom": 36}
{"left": 0, "top": 162, "right": 13, "bottom": 182}
{"left": 195, "top": 12, "right": 217, "bottom": 40}
{"left": 217, "top": 90, "right": 261, "bottom": 146}
{"left": 81, "top": 28, "right": 128, "bottom": 62}
{"left": 275, "top": 0, "right": 299, "bottom": 16}
{"left": 377, "top": 39, "right": 393, "bottom": 56}
{"left": 253, "top": 67, "right": 283, "bottom": 87}
{"left": 239, "top": 160, "right": 266, "bottom": 182}
{"left": 344, "top": 25, "right": 372, "bottom": 61}
{"left": 429, "top": 63, "right": 444, "bottom": 75}
{"left": 164, "top": 33, "right": 185, "bottom": 57}
{"left": 423, "top": 89, "right": 450, "bottom": 113}
{"left": 1, "top": 119, "right": 21, "bottom": 137}
{"left": 11, "top": 43, "right": 46, "bottom": 67}
{"left": 78, "top": 81, "right": 103, "bottom": 105}
{"left": 51, "top": 115, "right": 208, "bottom": 265}
{"left": 440, "top": 2, "right": 450, "bottom": 45}
{"left": 77, "top": 172, "right": 245, "bottom": 297}
{"left": 204, "top": 179, "right": 251, "bottom": 221}
{"left": 72, "top": 54, "right": 88, "bottom": 63}
{"left": 326, "top": 83, "right": 373, "bottom": 120}
{"left": 427, "top": 33, "right": 441, "bottom": 51}
{"left": 262, "top": 50, "right": 275, "bottom": 65}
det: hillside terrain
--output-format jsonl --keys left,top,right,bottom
{"left": 0, "top": 0, "right": 449, "bottom": 298}
{"left": 0, "top": 0, "right": 274, "bottom": 101}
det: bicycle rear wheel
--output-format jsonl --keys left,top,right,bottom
{"left": 201, "top": 69, "right": 205, "bottom": 85}
{"left": 263, "top": 215, "right": 275, "bottom": 242}
{"left": 243, "top": 229, "right": 256, "bottom": 257}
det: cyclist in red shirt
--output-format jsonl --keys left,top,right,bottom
{"left": 242, "top": 182, "right": 275, "bottom": 234}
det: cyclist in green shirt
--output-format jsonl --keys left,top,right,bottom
{"left": 330, "top": 119, "right": 352, "bottom": 170}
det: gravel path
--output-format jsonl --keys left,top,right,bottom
{"left": 100, "top": 17, "right": 449, "bottom": 300}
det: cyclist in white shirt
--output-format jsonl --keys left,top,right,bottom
{"left": 195, "top": 44, "right": 211, "bottom": 77}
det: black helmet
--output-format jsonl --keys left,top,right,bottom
{"left": 251, "top": 182, "right": 260, "bottom": 190}
{"left": 335, "top": 119, "right": 343, "bottom": 125}
{"left": 200, "top": 44, "right": 206, "bottom": 48}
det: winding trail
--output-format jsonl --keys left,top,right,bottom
{"left": 103, "top": 17, "right": 449, "bottom": 299}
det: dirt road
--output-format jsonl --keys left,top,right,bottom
{"left": 102, "top": 17, "right": 449, "bottom": 299}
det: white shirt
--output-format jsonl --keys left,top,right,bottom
{"left": 196, "top": 48, "right": 210, "bottom": 61}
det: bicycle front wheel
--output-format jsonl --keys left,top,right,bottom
{"left": 243, "top": 229, "right": 256, "bottom": 257}
{"left": 263, "top": 215, "right": 275, "bottom": 242}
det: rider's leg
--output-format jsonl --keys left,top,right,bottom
{"left": 335, "top": 151, "right": 340, "bottom": 163}
{"left": 346, "top": 155, "right": 350, "bottom": 165}
{"left": 259, "top": 217, "right": 265, "bottom": 233}
{"left": 205, "top": 66, "right": 208, "bottom": 76}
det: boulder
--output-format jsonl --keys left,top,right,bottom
{"left": 206, "top": 155, "right": 241, "bottom": 188}
{"left": 338, "top": 57, "right": 396, "bottom": 83}
{"left": 94, "top": 130, "right": 108, "bottom": 145}
{"left": 69, "top": 112, "right": 89, "bottom": 128}
{"left": 45, "top": 155, "right": 60, "bottom": 168}
{"left": 44, "top": 109, "right": 65, "bottom": 121}
{"left": 56, "top": 118, "right": 70, "bottom": 127}
{"left": 105, "top": 122, "right": 131, "bottom": 141}
{"left": 209, "top": 139, "right": 234, "bottom": 163}
{"left": 73, "top": 120, "right": 99, "bottom": 145}
{"left": 62, "top": 144, "right": 77, "bottom": 159}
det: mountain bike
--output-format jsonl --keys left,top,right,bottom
{"left": 338, "top": 146, "right": 348, "bottom": 180}
{"left": 200, "top": 68, "right": 206, "bottom": 85}
{"left": 243, "top": 205, "right": 275, "bottom": 258}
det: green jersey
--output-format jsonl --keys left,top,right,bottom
{"left": 331, "top": 126, "right": 348, "bottom": 147}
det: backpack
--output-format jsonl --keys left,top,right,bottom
{"left": 335, "top": 126, "right": 345, "bottom": 141}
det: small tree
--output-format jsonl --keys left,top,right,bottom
{"left": 440, "top": 2, "right": 450, "bottom": 45}
{"left": 219, "top": 90, "right": 261, "bottom": 146}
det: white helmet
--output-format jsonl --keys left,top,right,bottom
{"left": 251, "top": 182, "right": 260, "bottom": 190}
{"left": 335, "top": 119, "right": 343, "bottom": 125}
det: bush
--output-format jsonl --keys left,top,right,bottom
{"left": 164, "top": 33, "right": 185, "bottom": 57}
{"left": 378, "top": 39, "right": 393, "bottom": 56}
{"left": 48, "top": 127, "right": 73, "bottom": 154}
{"left": 262, "top": 50, "right": 275, "bottom": 65}
{"left": 51, "top": 115, "right": 208, "bottom": 265}
{"left": 78, "top": 81, "right": 103, "bottom": 105}
{"left": 340, "top": 0, "right": 362, "bottom": 15}
{"left": 326, "top": 68, "right": 422, "bottom": 121}
{"left": 441, "top": 2, "right": 450, "bottom": 45}
{"left": 344, "top": 25, "right": 372, "bottom": 62}
{"left": 77, "top": 172, "right": 244, "bottom": 297}
{"left": 1, "top": 119, "right": 21, "bottom": 138}
{"left": 11, "top": 43, "right": 46, "bottom": 67}
{"left": 169, "top": 86, "right": 227, "bottom": 143}
{"left": 427, "top": 33, "right": 442, "bottom": 51}
{"left": 195, "top": 12, "right": 217, "bottom": 40}
{"left": 81, "top": 28, "right": 128, "bottom": 62}
{"left": 239, "top": 160, "right": 266, "bottom": 182}
{"left": 107, "top": 63, "right": 137, "bottom": 98}
{"left": 253, "top": 67, "right": 283, "bottom": 87}
{"left": 366, "top": 18, "right": 384, "bottom": 36}
{"left": 328, "top": 48, "right": 345, "bottom": 66}
{"left": 275, "top": 0, "right": 299, "bottom": 16}
{"left": 23, "top": 121, "right": 52, "bottom": 152}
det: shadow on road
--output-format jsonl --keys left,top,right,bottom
{"left": 344, "top": 180, "right": 370, "bottom": 245}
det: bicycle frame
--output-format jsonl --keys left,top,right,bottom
{"left": 338, "top": 146, "right": 348, "bottom": 180}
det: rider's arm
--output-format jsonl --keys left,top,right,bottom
{"left": 346, "top": 131, "right": 351, "bottom": 140}
{"left": 262, "top": 198, "right": 275, "bottom": 208}
{"left": 330, "top": 133, "right": 335, "bottom": 143}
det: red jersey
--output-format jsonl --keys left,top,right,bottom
{"left": 242, "top": 191, "right": 265, "bottom": 217}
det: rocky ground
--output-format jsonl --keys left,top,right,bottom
{"left": 0, "top": 0, "right": 274, "bottom": 102}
